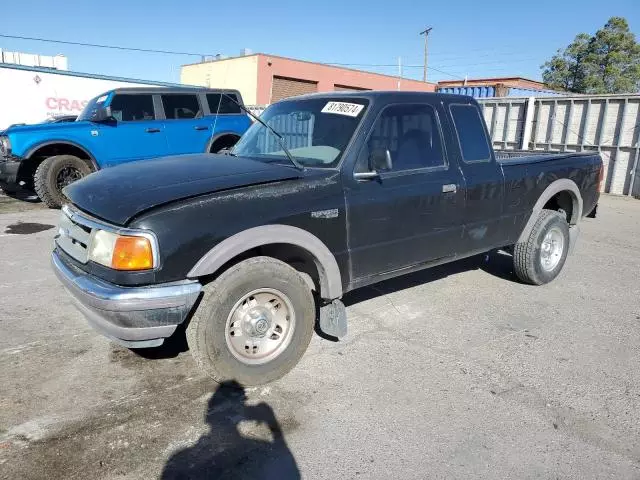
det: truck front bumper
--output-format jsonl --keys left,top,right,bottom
{"left": 0, "top": 156, "right": 21, "bottom": 186}
{"left": 52, "top": 251, "right": 202, "bottom": 348}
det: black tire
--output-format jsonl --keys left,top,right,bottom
{"left": 513, "top": 209, "right": 570, "bottom": 285}
{"left": 186, "top": 256, "right": 315, "bottom": 386}
{"left": 34, "top": 155, "right": 92, "bottom": 208}
{"left": 209, "top": 135, "right": 240, "bottom": 153}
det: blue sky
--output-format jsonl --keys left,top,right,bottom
{"left": 2, "top": 0, "right": 639, "bottom": 85}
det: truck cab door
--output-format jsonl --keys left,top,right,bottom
{"left": 344, "top": 102, "right": 465, "bottom": 281}
{"left": 446, "top": 102, "right": 507, "bottom": 253}
{"left": 95, "top": 93, "right": 168, "bottom": 167}
{"left": 159, "top": 93, "right": 212, "bottom": 155}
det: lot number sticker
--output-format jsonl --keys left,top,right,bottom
{"left": 321, "top": 102, "right": 364, "bottom": 117}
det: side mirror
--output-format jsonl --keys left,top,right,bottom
{"left": 369, "top": 148, "right": 393, "bottom": 172}
{"left": 91, "top": 105, "right": 113, "bottom": 123}
{"left": 354, "top": 148, "right": 393, "bottom": 180}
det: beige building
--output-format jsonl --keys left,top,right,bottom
{"left": 181, "top": 53, "right": 436, "bottom": 106}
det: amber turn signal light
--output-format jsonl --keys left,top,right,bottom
{"left": 111, "top": 236, "right": 154, "bottom": 270}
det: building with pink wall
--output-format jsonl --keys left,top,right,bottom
{"left": 182, "top": 53, "right": 436, "bottom": 106}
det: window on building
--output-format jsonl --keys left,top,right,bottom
{"left": 161, "top": 94, "right": 202, "bottom": 119}
{"left": 109, "top": 94, "right": 155, "bottom": 122}
{"left": 450, "top": 104, "right": 491, "bottom": 162}
{"left": 357, "top": 103, "right": 445, "bottom": 172}
{"left": 206, "top": 93, "right": 241, "bottom": 114}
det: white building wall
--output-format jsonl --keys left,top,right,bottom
{"left": 0, "top": 66, "right": 165, "bottom": 129}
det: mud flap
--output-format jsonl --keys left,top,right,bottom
{"left": 319, "top": 299, "right": 347, "bottom": 339}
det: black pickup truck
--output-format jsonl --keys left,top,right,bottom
{"left": 52, "top": 91, "right": 602, "bottom": 385}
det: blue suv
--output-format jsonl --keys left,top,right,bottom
{"left": 0, "top": 87, "right": 252, "bottom": 208}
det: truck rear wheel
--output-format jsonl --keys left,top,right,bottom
{"left": 513, "top": 209, "right": 570, "bottom": 285}
{"left": 186, "top": 256, "right": 315, "bottom": 386}
{"left": 34, "top": 155, "right": 92, "bottom": 208}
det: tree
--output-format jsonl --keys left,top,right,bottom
{"left": 541, "top": 17, "right": 640, "bottom": 94}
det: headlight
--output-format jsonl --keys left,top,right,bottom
{"left": 0, "top": 136, "right": 11, "bottom": 156}
{"left": 88, "top": 229, "right": 155, "bottom": 271}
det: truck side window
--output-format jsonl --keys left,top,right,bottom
{"left": 360, "top": 104, "right": 445, "bottom": 172}
{"left": 450, "top": 104, "right": 491, "bottom": 162}
{"left": 110, "top": 95, "right": 155, "bottom": 122}
{"left": 207, "top": 94, "right": 241, "bottom": 114}
{"left": 162, "top": 94, "right": 202, "bottom": 120}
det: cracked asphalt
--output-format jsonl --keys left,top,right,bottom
{"left": 0, "top": 194, "right": 639, "bottom": 479}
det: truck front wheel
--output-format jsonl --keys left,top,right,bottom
{"left": 34, "top": 155, "right": 92, "bottom": 208}
{"left": 513, "top": 209, "right": 570, "bottom": 285}
{"left": 186, "top": 256, "right": 315, "bottom": 386}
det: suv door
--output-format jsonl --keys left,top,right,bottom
{"left": 447, "top": 102, "right": 507, "bottom": 252}
{"left": 345, "top": 102, "right": 466, "bottom": 280}
{"left": 160, "top": 93, "right": 211, "bottom": 155}
{"left": 96, "top": 93, "right": 168, "bottom": 166}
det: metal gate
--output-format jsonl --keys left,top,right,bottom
{"left": 478, "top": 94, "right": 640, "bottom": 196}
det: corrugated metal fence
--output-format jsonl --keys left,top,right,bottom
{"left": 478, "top": 95, "right": 640, "bottom": 196}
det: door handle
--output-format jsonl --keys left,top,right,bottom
{"left": 442, "top": 183, "right": 457, "bottom": 193}
{"left": 194, "top": 126, "right": 209, "bottom": 131}
{"left": 145, "top": 128, "right": 161, "bottom": 133}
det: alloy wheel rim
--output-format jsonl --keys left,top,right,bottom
{"left": 56, "top": 166, "right": 83, "bottom": 189}
{"left": 225, "top": 288, "right": 295, "bottom": 365}
{"left": 540, "top": 227, "right": 564, "bottom": 272}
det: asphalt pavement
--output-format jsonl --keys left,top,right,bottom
{"left": 0, "top": 193, "right": 639, "bottom": 479}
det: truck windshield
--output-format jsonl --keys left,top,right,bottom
{"left": 232, "top": 97, "right": 369, "bottom": 168}
{"left": 76, "top": 93, "right": 109, "bottom": 122}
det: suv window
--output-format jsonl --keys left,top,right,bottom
{"left": 359, "top": 103, "right": 445, "bottom": 172}
{"left": 450, "top": 104, "right": 491, "bottom": 162}
{"left": 207, "top": 93, "right": 242, "bottom": 114}
{"left": 161, "top": 94, "right": 202, "bottom": 120}
{"left": 110, "top": 94, "right": 155, "bottom": 122}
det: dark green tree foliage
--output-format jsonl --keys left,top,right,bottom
{"left": 542, "top": 17, "right": 640, "bottom": 94}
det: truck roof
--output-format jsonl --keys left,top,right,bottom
{"left": 283, "top": 90, "right": 476, "bottom": 103}
{"left": 107, "top": 87, "right": 242, "bottom": 95}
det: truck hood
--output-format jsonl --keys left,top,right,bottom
{"left": 4, "top": 121, "right": 91, "bottom": 135}
{"left": 64, "top": 154, "right": 301, "bottom": 225}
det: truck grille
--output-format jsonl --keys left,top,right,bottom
{"left": 55, "top": 205, "right": 93, "bottom": 263}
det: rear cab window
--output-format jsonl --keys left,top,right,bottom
{"left": 449, "top": 104, "right": 492, "bottom": 162}
{"left": 207, "top": 93, "right": 242, "bottom": 114}
{"left": 109, "top": 94, "right": 155, "bottom": 121}
{"left": 161, "top": 94, "right": 202, "bottom": 119}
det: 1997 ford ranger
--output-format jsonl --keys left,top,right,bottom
{"left": 51, "top": 91, "right": 602, "bottom": 386}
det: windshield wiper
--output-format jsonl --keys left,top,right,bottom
{"left": 220, "top": 93, "right": 305, "bottom": 172}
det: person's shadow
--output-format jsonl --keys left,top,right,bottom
{"left": 161, "top": 380, "right": 300, "bottom": 480}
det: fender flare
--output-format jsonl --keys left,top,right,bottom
{"left": 26, "top": 140, "right": 99, "bottom": 171}
{"left": 205, "top": 131, "right": 241, "bottom": 153}
{"left": 517, "top": 178, "right": 583, "bottom": 244}
{"left": 187, "top": 225, "right": 343, "bottom": 300}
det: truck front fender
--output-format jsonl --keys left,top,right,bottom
{"left": 26, "top": 140, "right": 99, "bottom": 170}
{"left": 187, "top": 225, "right": 343, "bottom": 300}
{"left": 517, "top": 178, "right": 583, "bottom": 244}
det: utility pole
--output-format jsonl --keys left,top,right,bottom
{"left": 420, "top": 27, "right": 432, "bottom": 82}
{"left": 397, "top": 56, "right": 402, "bottom": 90}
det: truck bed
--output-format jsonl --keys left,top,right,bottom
{"left": 495, "top": 150, "right": 597, "bottom": 165}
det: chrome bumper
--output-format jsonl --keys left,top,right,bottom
{"left": 52, "top": 250, "right": 201, "bottom": 348}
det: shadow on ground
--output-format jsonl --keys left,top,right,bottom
{"left": 0, "top": 185, "right": 41, "bottom": 203}
{"left": 161, "top": 380, "right": 300, "bottom": 480}
{"left": 343, "top": 250, "right": 518, "bottom": 307}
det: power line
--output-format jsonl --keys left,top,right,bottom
{"left": 0, "top": 33, "right": 214, "bottom": 57}
{"left": 2, "top": 33, "right": 469, "bottom": 80}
